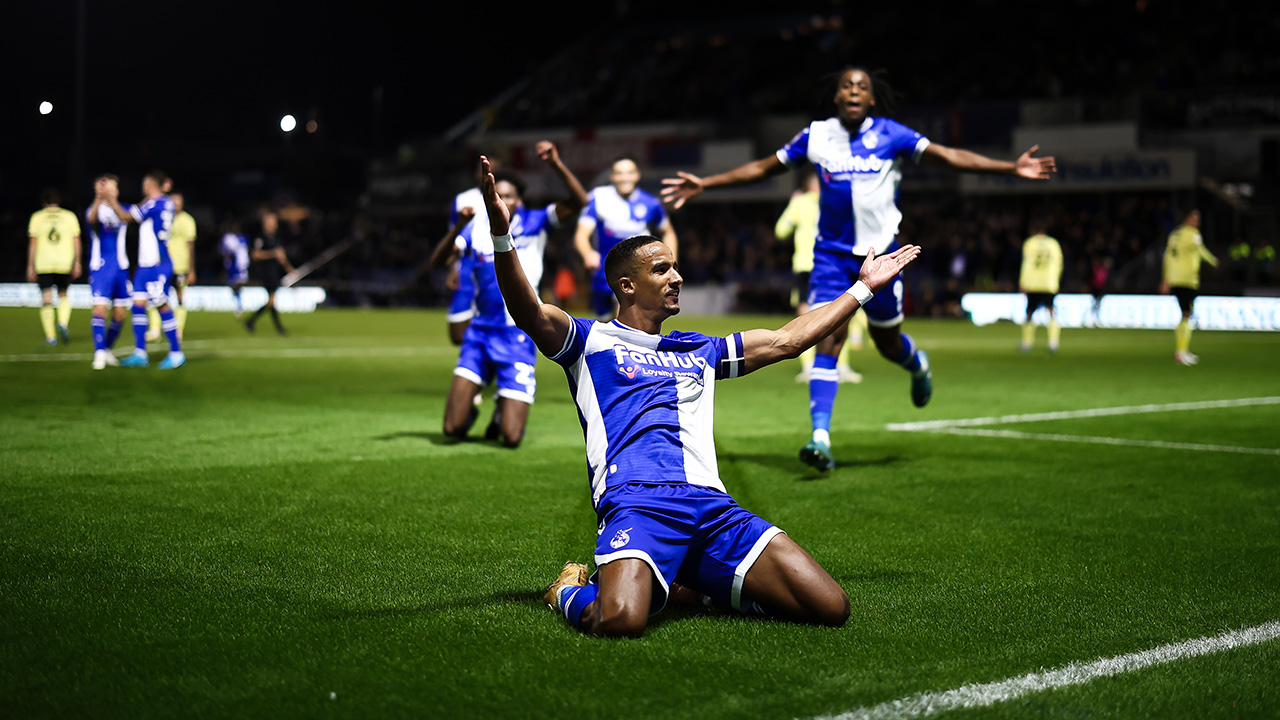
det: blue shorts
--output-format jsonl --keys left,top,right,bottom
{"left": 133, "top": 265, "right": 173, "bottom": 307}
{"left": 225, "top": 261, "right": 248, "bottom": 286}
{"left": 593, "top": 482, "right": 784, "bottom": 613}
{"left": 454, "top": 324, "right": 538, "bottom": 403}
{"left": 89, "top": 267, "right": 133, "bottom": 306}
{"left": 809, "top": 245, "right": 904, "bottom": 328}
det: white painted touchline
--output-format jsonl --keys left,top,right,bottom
{"left": 812, "top": 620, "right": 1280, "bottom": 720}
{"left": 936, "top": 427, "right": 1280, "bottom": 456}
{"left": 887, "top": 397, "right": 1280, "bottom": 432}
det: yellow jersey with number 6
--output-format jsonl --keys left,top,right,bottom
{"left": 28, "top": 207, "right": 80, "bottom": 274}
{"left": 1019, "top": 233, "right": 1063, "bottom": 294}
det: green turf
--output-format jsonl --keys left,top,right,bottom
{"left": 1, "top": 307, "right": 1277, "bottom": 719}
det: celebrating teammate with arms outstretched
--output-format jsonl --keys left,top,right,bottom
{"left": 663, "top": 67, "right": 1055, "bottom": 472}
{"left": 480, "top": 153, "right": 921, "bottom": 637}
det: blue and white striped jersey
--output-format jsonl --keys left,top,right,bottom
{"left": 452, "top": 187, "right": 491, "bottom": 238}
{"left": 776, "top": 116, "right": 929, "bottom": 256}
{"left": 460, "top": 204, "right": 557, "bottom": 328}
{"left": 549, "top": 317, "right": 746, "bottom": 507}
{"left": 86, "top": 203, "right": 128, "bottom": 272}
{"left": 580, "top": 186, "right": 668, "bottom": 273}
{"left": 128, "top": 195, "right": 176, "bottom": 268}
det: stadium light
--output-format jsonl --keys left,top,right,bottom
{"left": 280, "top": 114, "right": 297, "bottom": 132}
{"left": 39, "top": 101, "right": 53, "bottom": 115}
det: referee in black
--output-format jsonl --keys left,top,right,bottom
{"left": 245, "top": 209, "right": 295, "bottom": 335}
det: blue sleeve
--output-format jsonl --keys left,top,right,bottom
{"left": 649, "top": 195, "right": 668, "bottom": 227}
{"left": 714, "top": 332, "right": 745, "bottom": 380}
{"left": 449, "top": 198, "right": 459, "bottom": 226}
{"left": 885, "top": 119, "right": 929, "bottom": 162}
{"left": 777, "top": 127, "right": 811, "bottom": 168}
{"left": 549, "top": 316, "right": 594, "bottom": 367}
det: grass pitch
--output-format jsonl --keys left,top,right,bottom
{"left": 1, "top": 306, "right": 1277, "bottom": 719}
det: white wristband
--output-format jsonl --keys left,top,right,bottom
{"left": 846, "top": 280, "right": 874, "bottom": 306}
{"left": 491, "top": 233, "right": 514, "bottom": 253}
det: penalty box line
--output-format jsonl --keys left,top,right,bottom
{"left": 812, "top": 620, "right": 1280, "bottom": 720}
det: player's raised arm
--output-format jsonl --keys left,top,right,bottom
{"left": 922, "top": 143, "right": 1056, "bottom": 180}
{"left": 737, "top": 244, "right": 921, "bottom": 374}
{"left": 660, "top": 154, "right": 788, "bottom": 209}
{"left": 429, "top": 206, "right": 474, "bottom": 269}
{"left": 537, "top": 141, "right": 589, "bottom": 224}
{"left": 483, "top": 155, "right": 572, "bottom": 357}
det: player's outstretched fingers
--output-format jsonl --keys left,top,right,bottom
{"left": 741, "top": 534, "right": 849, "bottom": 627}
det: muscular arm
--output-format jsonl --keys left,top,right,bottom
{"left": 661, "top": 155, "right": 788, "bottom": 209}
{"left": 738, "top": 244, "right": 921, "bottom": 374}
{"left": 537, "top": 141, "right": 589, "bottom": 225}
{"left": 482, "top": 155, "right": 572, "bottom": 357}
{"left": 87, "top": 202, "right": 100, "bottom": 225}
{"left": 922, "top": 143, "right": 1056, "bottom": 179}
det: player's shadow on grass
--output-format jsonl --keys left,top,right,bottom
{"left": 373, "top": 431, "right": 482, "bottom": 446}
{"left": 722, "top": 450, "right": 904, "bottom": 480}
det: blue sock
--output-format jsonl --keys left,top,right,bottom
{"left": 105, "top": 318, "right": 122, "bottom": 348}
{"left": 562, "top": 583, "right": 599, "bottom": 630}
{"left": 92, "top": 315, "right": 106, "bottom": 351}
{"left": 159, "top": 308, "right": 181, "bottom": 352}
{"left": 131, "top": 306, "right": 148, "bottom": 352}
{"left": 896, "top": 333, "right": 922, "bottom": 374}
{"left": 808, "top": 353, "right": 839, "bottom": 435}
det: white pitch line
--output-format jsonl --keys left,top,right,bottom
{"left": 814, "top": 620, "right": 1280, "bottom": 720}
{"left": 937, "top": 427, "right": 1280, "bottom": 456}
{"left": 887, "top": 396, "right": 1280, "bottom": 432}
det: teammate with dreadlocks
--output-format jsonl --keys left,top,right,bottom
{"left": 662, "top": 67, "right": 1056, "bottom": 472}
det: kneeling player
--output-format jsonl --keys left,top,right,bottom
{"left": 479, "top": 154, "right": 922, "bottom": 636}
{"left": 440, "top": 142, "right": 587, "bottom": 446}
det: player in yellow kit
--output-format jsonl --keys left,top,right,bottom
{"left": 27, "top": 188, "right": 82, "bottom": 344}
{"left": 774, "top": 171, "right": 863, "bottom": 383}
{"left": 1018, "top": 221, "right": 1063, "bottom": 353}
{"left": 1161, "top": 209, "right": 1218, "bottom": 365}
{"left": 148, "top": 191, "right": 196, "bottom": 340}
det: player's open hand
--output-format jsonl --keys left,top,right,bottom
{"left": 479, "top": 155, "right": 511, "bottom": 236}
{"left": 858, "top": 245, "right": 922, "bottom": 294}
{"left": 536, "top": 141, "right": 560, "bottom": 165}
{"left": 1016, "top": 145, "right": 1056, "bottom": 180}
{"left": 660, "top": 172, "right": 704, "bottom": 209}
{"left": 583, "top": 249, "right": 601, "bottom": 271}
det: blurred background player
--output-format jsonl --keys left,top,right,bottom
{"left": 147, "top": 191, "right": 196, "bottom": 341}
{"left": 101, "top": 170, "right": 185, "bottom": 369}
{"left": 220, "top": 221, "right": 250, "bottom": 317}
{"left": 1018, "top": 219, "right": 1063, "bottom": 353}
{"left": 663, "top": 66, "right": 1056, "bottom": 472}
{"left": 575, "top": 155, "right": 676, "bottom": 319}
{"left": 1160, "top": 209, "right": 1218, "bottom": 366}
{"left": 775, "top": 170, "right": 863, "bottom": 383}
{"left": 244, "top": 210, "right": 295, "bottom": 335}
{"left": 446, "top": 158, "right": 498, "bottom": 345}
{"left": 86, "top": 175, "right": 133, "bottom": 369}
{"left": 440, "top": 141, "right": 587, "bottom": 447}
{"left": 26, "top": 188, "right": 82, "bottom": 345}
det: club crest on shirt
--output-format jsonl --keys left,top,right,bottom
{"left": 612, "top": 344, "right": 707, "bottom": 385}
{"left": 861, "top": 129, "right": 879, "bottom": 149}
{"left": 610, "top": 527, "right": 632, "bottom": 550}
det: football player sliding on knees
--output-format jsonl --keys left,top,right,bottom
{"left": 479, "top": 152, "right": 921, "bottom": 637}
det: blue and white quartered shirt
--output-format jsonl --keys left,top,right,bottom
{"left": 776, "top": 116, "right": 929, "bottom": 256}
{"left": 128, "top": 195, "right": 176, "bottom": 269}
{"left": 549, "top": 317, "right": 746, "bottom": 508}
{"left": 460, "top": 204, "right": 556, "bottom": 329}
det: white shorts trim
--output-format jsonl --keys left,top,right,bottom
{"left": 730, "top": 526, "right": 784, "bottom": 611}
{"left": 453, "top": 367, "right": 484, "bottom": 386}
{"left": 446, "top": 309, "right": 474, "bottom": 323}
{"left": 595, "top": 548, "right": 669, "bottom": 612}
{"left": 866, "top": 313, "right": 905, "bottom": 328}
{"left": 495, "top": 388, "right": 534, "bottom": 405}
